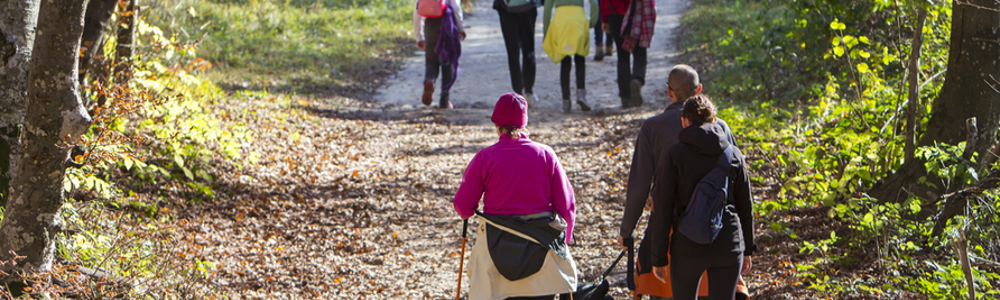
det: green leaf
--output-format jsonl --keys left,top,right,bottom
{"left": 830, "top": 19, "right": 846, "bottom": 30}
{"left": 857, "top": 63, "right": 871, "bottom": 73}
{"left": 181, "top": 165, "right": 194, "bottom": 180}
{"left": 833, "top": 46, "right": 845, "bottom": 57}
{"left": 843, "top": 35, "right": 858, "bottom": 48}
{"left": 859, "top": 50, "right": 870, "bottom": 59}
{"left": 907, "top": 199, "right": 921, "bottom": 214}
{"left": 863, "top": 212, "right": 874, "bottom": 225}
{"left": 174, "top": 153, "right": 186, "bottom": 169}
{"left": 859, "top": 36, "right": 870, "bottom": 44}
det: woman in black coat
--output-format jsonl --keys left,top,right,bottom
{"left": 648, "top": 95, "right": 756, "bottom": 300}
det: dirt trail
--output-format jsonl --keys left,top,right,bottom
{"left": 369, "top": 0, "right": 692, "bottom": 298}
{"left": 375, "top": 0, "right": 688, "bottom": 120}
{"left": 166, "top": 0, "right": 702, "bottom": 298}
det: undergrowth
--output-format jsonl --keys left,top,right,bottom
{"left": 144, "top": 0, "right": 416, "bottom": 95}
{"left": 6, "top": 0, "right": 420, "bottom": 298}
{"left": 680, "top": 0, "right": 1000, "bottom": 297}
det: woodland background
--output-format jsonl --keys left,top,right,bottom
{"left": 0, "top": 0, "right": 997, "bottom": 299}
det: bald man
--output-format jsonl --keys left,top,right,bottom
{"left": 617, "top": 65, "right": 748, "bottom": 300}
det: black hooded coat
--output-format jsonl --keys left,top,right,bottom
{"left": 648, "top": 121, "right": 757, "bottom": 267}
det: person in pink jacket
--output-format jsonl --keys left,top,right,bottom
{"left": 453, "top": 93, "right": 578, "bottom": 300}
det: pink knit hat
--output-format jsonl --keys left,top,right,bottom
{"left": 491, "top": 93, "right": 528, "bottom": 128}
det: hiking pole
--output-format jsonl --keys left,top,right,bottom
{"left": 455, "top": 218, "right": 469, "bottom": 300}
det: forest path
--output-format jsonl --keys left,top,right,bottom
{"left": 163, "top": 0, "right": 745, "bottom": 298}
{"left": 369, "top": 0, "right": 692, "bottom": 298}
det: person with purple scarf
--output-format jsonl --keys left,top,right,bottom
{"left": 414, "top": 0, "right": 466, "bottom": 108}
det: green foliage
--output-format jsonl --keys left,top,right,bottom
{"left": 901, "top": 260, "right": 999, "bottom": 300}
{"left": 682, "top": 0, "right": 1000, "bottom": 296}
{"left": 916, "top": 142, "right": 979, "bottom": 190}
{"left": 145, "top": 0, "right": 416, "bottom": 93}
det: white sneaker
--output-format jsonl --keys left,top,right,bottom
{"left": 523, "top": 93, "right": 539, "bottom": 106}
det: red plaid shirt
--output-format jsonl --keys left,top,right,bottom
{"left": 622, "top": 0, "right": 656, "bottom": 51}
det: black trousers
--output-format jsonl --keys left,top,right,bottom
{"left": 497, "top": 9, "right": 537, "bottom": 95}
{"left": 593, "top": 9, "right": 607, "bottom": 46}
{"left": 423, "top": 17, "right": 455, "bottom": 92}
{"left": 560, "top": 55, "right": 586, "bottom": 100}
{"left": 507, "top": 296, "right": 554, "bottom": 300}
{"left": 669, "top": 251, "right": 742, "bottom": 300}
{"left": 607, "top": 13, "right": 647, "bottom": 101}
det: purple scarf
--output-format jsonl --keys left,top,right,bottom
{"left": 436, "top": 5, "right": 461, "bottom": 91}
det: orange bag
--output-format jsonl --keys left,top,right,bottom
{"left": 416, "top": 0, "right": 445, "bottom": 18}
{"left": 633, "top": 230, "right": 710, "bottom": 298}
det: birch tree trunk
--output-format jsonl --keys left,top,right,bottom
{"left": 0, "top": 0, "right": 92, "bottom": 275}
{"left": 0, "top": 0, "right": 41, "bottom": 208}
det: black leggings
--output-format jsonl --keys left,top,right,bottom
{"left": 560, "top": 55, "right": 586, "bottom": 100}
{"left": 497, "top": 9, "right": 537, "bottom": 95}
{"left": 669, "top": 253, "right": 742, "bottom": 300}
{"left": 593, "top": 9, "right": 607, "bottom": 46}
{"left": 607, "top": 13, "right": 647, "bottom": 100}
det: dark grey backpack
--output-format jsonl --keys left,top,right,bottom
{"left": 676, "top": 145, "right": 734, "bottom": 245}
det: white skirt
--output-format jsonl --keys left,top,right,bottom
{"left": 467, "top": 221, "right": 578, "bottom": 300}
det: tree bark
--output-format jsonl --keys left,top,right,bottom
{"left": 0, "top": 0, "right": 92, "bottom": 275}
{"left": 78, "top": 0, "right": 119, "bottom": 84}
{"left": 904, "top": 7, "right": 927, "bottom": 164}
{"left": 114, "top": 0, "right": 138, "bottom": 82}
{"left": 870, "top": 0, "right": 1000, "bottom": 203}
{"left": 0, "top": 0, "right": 42, "bottom": 208}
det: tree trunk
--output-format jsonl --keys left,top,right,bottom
{"left": 904, "top": 7, "right": 927, "bottom": 164}
{"left": 78, "top": 0, "right": 119, "bottom": 85}
{"left": 0, "top": 0, "right": 92, "bottom": 275}
{"left": 870, "top": 0, "right": 1000, "bottom": 203}
{"left": 0, "top": 0, "right": 42, "bottom": 209}
{"left": 114, "top": 0, "right": 138, "bottom": 83}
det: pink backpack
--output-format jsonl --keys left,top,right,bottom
{"left": 416, "top": 0, "right": 446, "bottom": 18}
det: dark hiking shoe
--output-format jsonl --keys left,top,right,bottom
{"left": 629, "top": 79, "right": 644, "bottom": 107}
{"left": 422, "top": 80, "right": 434, "bottom": 106}
{"left": 594, "top": 47, "right": 605, "bottom": 61}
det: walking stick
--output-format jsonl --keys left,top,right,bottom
{"left": 455, "top": 218, "right": 469, "bottom": 300}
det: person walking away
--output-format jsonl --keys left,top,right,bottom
{"left": 601, "top": 0, "right": 654, "bottom": 108}
{"left": 414, "top": 0, "right": 467, "bottom": 108}
{"left": 453, "top": 93, "right": 579, "bottom": 300}
{"left": 592, "top": 2, "right": 611, "bottom": 61}
{"left": 648, "top": 95, "right": 757, "bottom": 300}
{"left": 618, "top": 65, "right": 735, "bottom": 299}
{"left": 494, "top": 0, "right": 541, "bottom": 104}
{"left": 542, "top": 0, "right": 598, "bottom": 113}
{"left": 618, "top": 65, "right": 750, "bottom": 299}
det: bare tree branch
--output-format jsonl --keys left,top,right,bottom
{"left": 955, "top": 0, "right": 1000, "bottom": 12}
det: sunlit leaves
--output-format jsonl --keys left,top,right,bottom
{"left": 856, "top": 63, "right": 871, "bottom": 73}
{"left": 830, "top": 19, "right": 846, "bottom": 30}
{"left": 833, "top": 46, "right": 845, "bottom": 57}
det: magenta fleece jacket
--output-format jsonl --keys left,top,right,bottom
{"left": 453, "top": 133, "right": 577, "bottom": 242}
